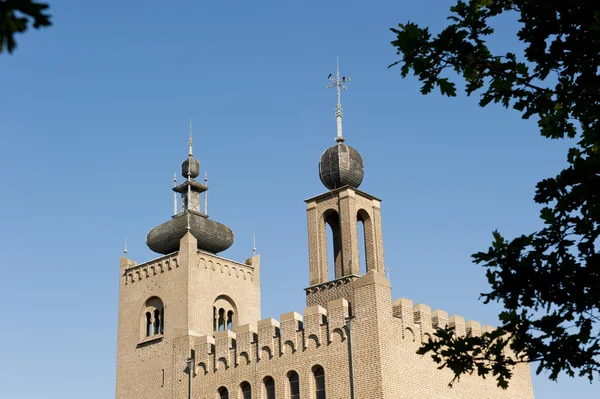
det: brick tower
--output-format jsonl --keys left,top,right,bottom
{"left": 115, "top": 128, "right": 261, "bottom": 398}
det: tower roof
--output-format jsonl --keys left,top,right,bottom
{"left": 146, "top": 122, "right": 234, "bottom": 255}
{"left": 318, "top": 60, "right": 364, "bottom": 190}
{"left": 319, "top": 143, "right": 364, "bottom": 190}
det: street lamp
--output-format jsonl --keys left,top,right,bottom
{"left": 186, "top": 352, "right": 195, "bottom": 399}
{"left": 345, "top": 317, "right": 356, "bottom": 399}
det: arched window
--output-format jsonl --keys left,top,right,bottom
{"left": 153, "top": 308, "right": 161, "bottom": 334}
{"left": 357, "top": 209, "right": 375, "bottom": 274}
{"left": 263, "top": 376, "right": 275, "bottom": 399}
{"left": 240, "top": 381, "right": 251, "bottom": 399}
{"left": 218, "top": 308, "right": 226, "bottom": 331}
{"left": 313, "top": 365, "right": 326, "bottom": 399}
{"left": 213, "top": 295, "right": 237, "bottom": 332}
{"left": 145, "top": 312, "right": 152, "bottom": 336}
{"left": 217, "top": 386, "right": 229, "bottom": 399}
{"left": 142, "top": 297, "right": 164, "bottom": 339}
{"left": 324, "top": 210, "right": 342, "bottom": 279}
{"left": 287, "top": 371, "right": 300, "bottom": 399}
{"left": 227, "top": 310, "right": 233, "bottom": 330}
{"left": 213, "top": 306, "right": 217, "bottom": 331}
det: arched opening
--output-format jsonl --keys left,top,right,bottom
{"left": 213, "top": 307, "right": 217, "bottom": 331}
{"left": 153, "top": 308, "right": 161, "bottom": 335}
{"left": 357, "top": 209, "right": 374, "bottom": 274}
{"left": 218, "top": 308, "right": 225, "bottom": 331}
{"left": 213, "top": 295, "right": 237, "bottom": 332}
{"left": 357, "top": 218, "right": 366, "bottom": 275}
{"left": 142, "top": 297, "right": 164, "bottom": 339}
{"left": 312, "top": 365, "right": 326, "bottom": 399}
{"left": 145, "top": 312, "right": 152, "bottom": 336}
{"left": 227, "top": 310, "right": 233, "bottom": 330}
{"left": 287, "top": 370, "right": 300, "bottom": 399}
{"left": 263, "top": 376, "right": 275, "bottom": 399}
{"left": 217, "top": 386, "right": 229, "bottom": 399}
{"left": 324, "top": 210, "right": 342, "bottom": 280}
{"left": 240, "top": 381, "right": 251, "bottom": 399}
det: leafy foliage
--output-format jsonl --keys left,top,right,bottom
{"left": 391, "top": 0, "right": 600, "bottom": 388}
{"left": 0, "top": 0, "right": 51, "bottom": 53}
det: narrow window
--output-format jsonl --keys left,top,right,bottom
{"left": 313, "top": 366, "right": 325, "bottom": 399}
{"left": 357, "top": 218, "right": 367, "bottom": 275}
{"left": 213, "top": 306, "right": 217, "bottom": 331}
{"left": 288, "top": 371, "right": 300, "bottom": 399}
{"left": 218, "top": 308, "right": 225, "bottom": 331}
{"left": 161, "top": 369, "right": 164, "bottom": 387}
{"left": 240, "top": 381, "right": 251, "bottom": 399}
{"left": 263, "top": 376, "right": 275, "bottom": 399}
{"left": 154, "top": 309, "right": 161, "bottom": 334}
{"left": 324, "top": 211, "right": 342, "bottom": 279}
{"left": 146, "top": 312, "right": 153, "bottom": 336}
{"left": 217, "top": 386, "right": 229, "bottom": 399}
{"left": 160, "top": 308, "right": 164, "bottom": 334}
{"left": 227, "top": 310, "right": 233, "bottom": 330}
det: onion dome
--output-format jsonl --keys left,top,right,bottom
{"left": 146, "top": 211, "right": 234, "bottom": 254}
{"left": 319, "top": 143, "right": 364, "bottom": 190}
{"left": 182, "top": 157, "right": 199, "bottom": 179}
{"left": 145, "top": 120, "right": 234, "bottom": 255}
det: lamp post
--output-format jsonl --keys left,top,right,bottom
{"left": 186, "top": 352, "right": 195, "bottom": 399}
{"left": 345, "top": 317, "right": 356, "bottom": 399}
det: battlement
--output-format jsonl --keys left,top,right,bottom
{"left": 190, "top": 298, "right": 350, "bottom": 375}
{"left": 122, "top": 250, "right": 257, "bottom": 285}
{"left": 392, "top": 297, "right": 495, "bottom": 343}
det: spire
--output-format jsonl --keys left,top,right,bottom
{"left": 327, "top": 57, "right": 351, "bottom": 143}
{"left": 173, "top": 172, "right": 178, "bottom": 215}
{"left": 253, "top": 234, "right": 257, "bottom": 256}
{"left": 204, "top": 172, "right": 208, "bottom": 215}
{"left": 124, "top": 236, "right": 128, "bottom": 254}
{"left": 189, "top": 118, "right": 193, "bottom": 157}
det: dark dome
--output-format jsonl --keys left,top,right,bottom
{"left": 182, "top": 157, "right": 200, "bottom": 179}
{"left": 319, "top": 143, "right": 364, "bottom": 190}
{"left": 146, "top": 212, "right": 234, "bottom": 254}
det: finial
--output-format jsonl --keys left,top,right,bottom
{"left": 124, "top": 236, "right": 128, "bottom": 254}
{"left": 204, "top": 172, "right": 208, "bottom": 215}
{"left": 173, "top": 172, "right": 178, "bottom": 216}
{"left": 326, "top": 57, "right": 351, "bottom": 143}
{"left": 189, "top": 118, "right": 193, "bottom": 157}
{"left": 253, "top": 234, "right": 256, "bottom": 255}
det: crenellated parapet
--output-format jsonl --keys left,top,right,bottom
{"left": 190, "top": 298, "right": 350, "bottom": 376}
{"left": 392, "top": 297, "right": 495, "bottom": 343}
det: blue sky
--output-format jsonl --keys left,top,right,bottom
{"left": 1, "top": 0, "right": 597, "bottom": 398}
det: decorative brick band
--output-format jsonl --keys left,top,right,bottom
{"left": 123, "top": 253, "right": 179, "bottom": 284}
{"left": 197, "top": 255, "right": 254, "bottom": 281}
{"left": 304, "top": 274, "right": 359, "bottom": 294}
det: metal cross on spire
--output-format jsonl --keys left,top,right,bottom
{"left": 326, "top": 57, "right": 351, "bottom": 143}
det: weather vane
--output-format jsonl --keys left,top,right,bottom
{"left": 326, "top": 57, "right": 351, "bottom": 143}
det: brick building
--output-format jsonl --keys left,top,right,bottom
{"left": 115, "top": 70, "right": 535, "bottom": 399}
